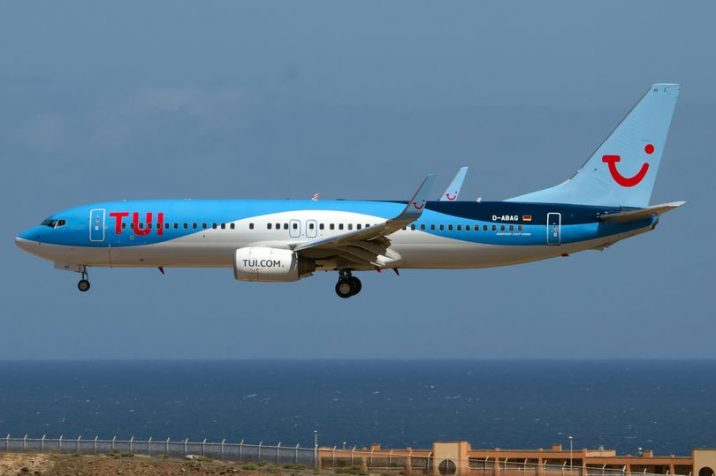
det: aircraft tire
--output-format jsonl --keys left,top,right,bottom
{"left": 348, "top": 276, "right": 362, "bottom": 296}
{"left": 77, "top": 279, "right": 91, "bottom": 292}
{"left": 335, "top": 279, "right": 353, "bottom": 299}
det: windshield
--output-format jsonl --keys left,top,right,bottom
{"left": 40, "top": 218, "right": 66, "bottom": 228}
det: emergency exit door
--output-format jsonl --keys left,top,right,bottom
{"left": 546, "top": 212, "right": 561, "bottom": 245}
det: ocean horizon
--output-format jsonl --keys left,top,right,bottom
{"left": 0, "top": 359, "right": 713, "bottom": 455}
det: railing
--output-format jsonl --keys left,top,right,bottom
{"left": 2, "top": 434, "right": 315, "bottom": 466}
{"left": 1, "top": 435, "right": 691, "bottom": 476}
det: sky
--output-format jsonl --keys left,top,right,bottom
{"left": 0, "top": 1, "right": 714, "bottom": 359}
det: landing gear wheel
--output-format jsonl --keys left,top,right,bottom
{"left": 347, "top": 276, "right": 362, "bottom": 295}
{"left": 77, "top": 279, "right": 91, "bottom": 292}
{"left": 335, "top": 279, "right": 353, "bottom": 299}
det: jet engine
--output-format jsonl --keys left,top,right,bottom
{"left": 233, "top": 247, "right": 314, "bottom": 282}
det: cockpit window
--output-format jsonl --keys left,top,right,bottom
{"left": 40, "top": 218, "right": 66, "bottom": 228}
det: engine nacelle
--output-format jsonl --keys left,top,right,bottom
{"left": 233, "top": 247, "right": 312, "bottom": 282}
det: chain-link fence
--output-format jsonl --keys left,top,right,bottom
{"left": 2, "top": 434, "right": 316, "bottom": 466}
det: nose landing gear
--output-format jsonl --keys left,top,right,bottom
{"left": 77, "top": 267, "right": 90, "bottom": 292}
{"left": 335, "top": 270, "right": 361, "bottom": 299}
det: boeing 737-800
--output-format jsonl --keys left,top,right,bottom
{"left": 16, "top": 84, "right": 683, "bottom": 298}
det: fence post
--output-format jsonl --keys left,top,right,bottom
{"left": 23, "top": 435, "right": 27, "bottom": 451}
{"left": 277, "top": 442, "right": 281, "bottom": 464}
{"left": 59, "top": 435, "right": 63, "bottom": 454}
{"left": 76, "top": 435, "right": 81, "bottom": 453}
{"left": 148, "top": 437, "right": 152, "bottom": 456}
{"left": 184, "top": 438, "right": 188, "bottom": 456}
{"left": 258, "top": 442, "right": 263, "bottom": 462}
{"left": 221, "top": 439, "right": 225, "bottom": 460}
{"left": 370, "top": 448, "right": 374, "bottom": 469}
{"left": 239, "top": 440, "right": 244, "bottom": 461}
{"left": 166, "top": 438, "right": 170, "bottom": 455}
{"left": 351, "top": 446, "right": 356, "bottom": 466}
{"left": 41, "top": 435, "right": 46, "bottom": 453}
{"left": 295, "top": 443, "right": 300, "bottom": 464}
{"left": 202, "top": 438, "right": 206, "bottom": 457}
{"left": 94, "top": 436, "right": 98, "bottom": 454}
{"left": 130, "top": 436, "right": 134, "bottom": 454}
{"left": 332, "top": 446, "right": 337, "bottom": 467}
{"left": 389, "top": 449, "right": 393, "bottom": 467}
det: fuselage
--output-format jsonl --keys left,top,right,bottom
{"left": 15, "top": 199, "right": 655, "bottom": 271}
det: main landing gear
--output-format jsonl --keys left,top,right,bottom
{"left": 77, "top": 266, "right": 91, "bottom": 292}
{"left": 335, "top": 270, "right": 361, "bottom": 299}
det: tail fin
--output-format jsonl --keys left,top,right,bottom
{"left": 508, "top": 83, "right": 680, "bottom": 208}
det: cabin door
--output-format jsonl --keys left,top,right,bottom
{"left": 546, "top": 212, "right": 561, "bottom": 245}
{"left": 89, "top": 208, "right": 106, "bottom": 242}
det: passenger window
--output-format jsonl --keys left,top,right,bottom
{"left": 183, "top": 223, "right": 187, "bottom": 229}
{"left": 448, "top": 225, "right": 453, "bottom": 231}
{"left": 348, "top": 224, "right": 353, "bottom": 230}
{"left": 267, "top": 223, "right": 272, "bottom": 230}
{"left": 283, "top": 223, "right": 288, "bottom": 230}
{"left": 483, "top": 225, "right": 488, "bottom": 231}
{"left": 202, "top": 223, "right": 207, "bottom": 229}
{"left": 292, "top": 223, "right": 298, "bottom": 230}
{"left": 319, "top": 224, "right": 325, "bottom": 230}
{"left": 365, "top": 224, "right": 369, "bottom": 229}
{"left": 221, "top": 223, "right": 226, "bottom": 229}
{"left": 420, "top": 224, "right": 426, "bottom": 230}
{"left": 193, "top": 223, "right": 197, "bottom": 229}
{"left": 309, "top": 223, "right": 314, "bottom": 230}
{"left": 439, "top": 225, "right": 444, "bottom": 231}
{"left": 431, "top": 224, "right": 436, "bottom": 230}
{"left": 212, "top": 223, "right": 217, "bottom": 229}
{"left": 410, "top": 224, "right": 416, "bottom": 230}
{"left": 275, "top": 223, "right": 280, "bottom": 229}
{"left": 249, "top": 223, "right": 254, "bottom": 230}
{"left": 339, "top": 224, "right": 344, "bottom": 230}
{"left": 509, "top": 225, "right": 514, "bottom": 231}
{"left": 500, "top": 225, "right": 505, "bottom": 231}
{"left": 457, "top": 225, "right": 462, "bottom": 231}
{"left": 174, "top": 223, "right": 179, "bottom": 229}
{"left": 357, "top": 224, "right": 362, "bottom": 230}
{"left": 491, "top": 225, "right": 496, "bottom": 231}
{"left": 518, "top": 225, "right": 523, "bottom": 231}
{"left": 230, "top": 223, "right": 235, "bottom": 230}
{"left": 122, "top": 223, "right": 127, "bottom": 229}
{"left": 330, "top": 224, "right": 335, "bottom": 230}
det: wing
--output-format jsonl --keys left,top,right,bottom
{"left": 292, "top": 175, "right": 436, "bottom": 269}
{"left": 598, "top": 201, "right": 685, "bottom": 223}
{"left": 440, "top": 166, "right": 468, "bottom": 201}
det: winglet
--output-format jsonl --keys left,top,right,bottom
{"left": 440, "top": 167, "right": 468, "bottom": 201}
{"left": 396, "top": 174, "right": 436, "bottom": 221}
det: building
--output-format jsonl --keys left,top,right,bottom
{"left": 317, "top": 442, "right": 716, "bottom": 476}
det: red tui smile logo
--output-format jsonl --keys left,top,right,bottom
{"left": 602, "top": 144, "right": 654, "bottom": 187}
{"left": 444, "top": 192, "right": 457, "bottom": 201}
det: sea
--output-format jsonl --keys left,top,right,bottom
{"left": 0, "top": 360, "right": 713, "bottom": 455}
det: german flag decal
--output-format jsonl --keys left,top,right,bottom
{"left": 522, "top": 215, "right": 532, "bottom": 222}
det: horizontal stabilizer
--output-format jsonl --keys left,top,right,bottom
{"left": 599, "top": 201, "right": 685, "bottom": 223}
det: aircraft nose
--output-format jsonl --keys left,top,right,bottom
{"left": 15, "top": 228, "right": 41, "bottom": 251}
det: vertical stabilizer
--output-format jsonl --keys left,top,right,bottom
{"left": 508, "top": 84, "right": 679, "bottom": 208}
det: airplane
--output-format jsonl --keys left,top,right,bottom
{"left": 16, "top": 83, "right": 683, "bottom": 298}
